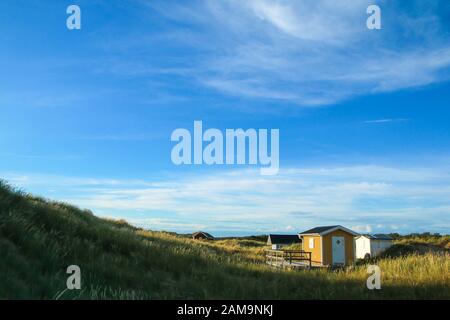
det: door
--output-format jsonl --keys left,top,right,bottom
{"left": 332, "top": 236, "right": 345, "bottom": 265}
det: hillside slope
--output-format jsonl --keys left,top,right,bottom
{"left": 0, "top": 181, "right": 449, "bottom": 299}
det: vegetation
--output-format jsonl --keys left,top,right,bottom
{"left": 0, "top": 180, "right": 449, "bottom": 299}
{"left": 389, "top": 233, "right": 450, "bottom": 249}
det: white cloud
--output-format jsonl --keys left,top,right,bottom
{"left": 364, "top": 119, "right": 410, "bottom": 124}
{"left": 247, "top": 0, "right": 366, "bottom": 43}
{"left": 142, "top": 0, "right": 450, "bottom": 106}
{"left": 4, "top": 164, "right": 450, "bottom": 234}
{"left": 352, "top": 224, "right": 373, "bottom": 233}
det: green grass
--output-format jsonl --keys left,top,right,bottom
{"left": 0, "top": 180, "right": 449, "bottom": 299}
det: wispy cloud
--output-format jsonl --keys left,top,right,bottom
{"left": 134, "top": 0, "right": 450, "bottom": 106}
{"left": 352, "top": 225, "right": 372, "bottom": 233}
{"left": 4, "top": 164, "right": 450, "bottom": 234}
{"left": 364, "top": 118, "right": 410, "bottom": 124}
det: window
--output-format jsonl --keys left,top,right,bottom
{"left": 309, "top": 238, "right": 315, "bottom": 249}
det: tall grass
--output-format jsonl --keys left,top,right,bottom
{"left": 0, "top": 180, "right": 449, "bottom": 299}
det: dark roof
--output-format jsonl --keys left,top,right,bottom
{"left": 299, "top": 225, "right": 340, "bottom": 235}
{"left": 192, "top": 231, "right": 214, "bottom": 239}
{"left": 298, "top": 225, "right": 359, "bottom": 236}
{"left": 360, "top": 234, "right": 393, "bottom": 240}
{"left": 373, "top": 234, "right": 393, "bottom": 240}
{"left": 267, "top": 234, "right": 301, "bottom": 245}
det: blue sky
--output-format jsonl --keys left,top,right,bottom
{"left": 1, "top": 0, "right": 450, "bottom": 236}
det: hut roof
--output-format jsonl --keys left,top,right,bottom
{"left": 358, "top": 234, "right": 393, "bottom": 241}
{"left": 192, "top": 231, "right": 214, "bottom": 239}
{"left": 299, "top": 225, "right": 359, "bottom": 236}
{"left": 267, "top": 234, "right": 301, "bottom": 245}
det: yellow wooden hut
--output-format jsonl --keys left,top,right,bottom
{"left": 298, "top": 225, "right": 359, "bottom": 266}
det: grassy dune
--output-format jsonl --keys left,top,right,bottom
{"left": 0, "top": 180, "right": 449, "bottom": 299}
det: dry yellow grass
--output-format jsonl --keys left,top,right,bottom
{"left": 1, "top": 180, "right": 449, "bottom": 299}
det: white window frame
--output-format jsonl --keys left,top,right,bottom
{"left": 309, "top": 238, "right": 315, "bottom": 249}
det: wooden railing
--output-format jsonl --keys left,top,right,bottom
{"left": 265, "top": 249, "right": 312, "bottom": 269}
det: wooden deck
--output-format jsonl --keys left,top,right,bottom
{"left": 265, "top": 249, "right": 313, "bottom": 270}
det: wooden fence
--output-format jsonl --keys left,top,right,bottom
{"left": 265, "top": 249, "right": 312, "bottom": 269}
